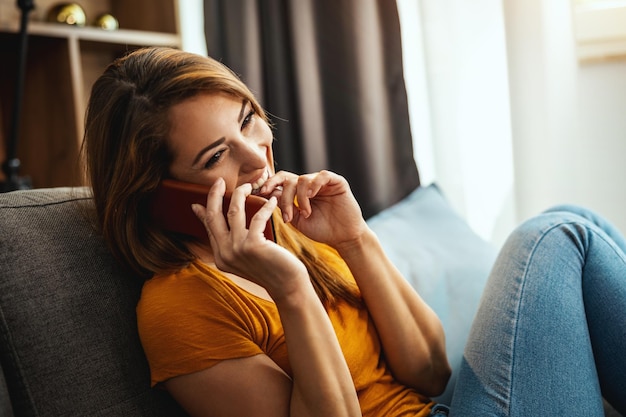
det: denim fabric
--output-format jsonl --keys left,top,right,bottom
{"left": 449, "top": 205, "right": 626, "bottom": 416}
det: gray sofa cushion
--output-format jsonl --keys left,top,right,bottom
{"left": 0, "top": 187, "right": 187, "bottom": 416}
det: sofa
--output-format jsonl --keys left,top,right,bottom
{"left": 0, "top": 185, "right": 621, "bottom": 416}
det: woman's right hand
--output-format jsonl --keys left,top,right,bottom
{"left": 189, "top": 177, "right": 362, "bottom": 417}
{"left": 191, "top": 177, "right": 309, "bottom": 301}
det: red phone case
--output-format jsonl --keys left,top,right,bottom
{"left": 149, "top": 179, "right": 275, "bottom": 242}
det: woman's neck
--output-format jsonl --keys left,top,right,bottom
{"left": 187, "top": 241, "right": 273, "bottom": 302}
{"left": 187, "top": 241, "right": 215, "bottom": 264}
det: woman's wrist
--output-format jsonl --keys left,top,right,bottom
{"left": 268, "top": 268, "right": 318, "bottom": 308}
{"left": 333, "top": 227, "right": 378, "bottom": 262}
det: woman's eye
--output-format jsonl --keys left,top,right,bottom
{"left": 204, "top": 150, "right": 224, "bottom": 169}
{"left": 241, "top": 109, "right": 255, "bottom": 130}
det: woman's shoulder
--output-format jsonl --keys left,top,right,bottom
{"left": 142, "top": 262, "right": 220, "bottom": 297}
{"left": 137, "top": 262, "right": 238, "bottom": 318}
{"left": 144, "top": 261, "right": 221, "bottom": 287}
{"left": 136, "top": 262, "right": 283, "bottom": 386}
{"left": 137, "top": 261, "right": 278, "bottom": 323}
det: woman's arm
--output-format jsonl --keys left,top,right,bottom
{"left": 185, "top": 179, "right": 361, "bottom": 416}
{"left": 335, "top": 229, "right": 451, "bottom": 396}
{"left": 164, "top": 280, "right": 361, "bottom": 417}
{"left": 276, "top": 281, "right": 363, "bottom": 417}
{"left": 264, "top": 170, "right": 451, "bottom": 396}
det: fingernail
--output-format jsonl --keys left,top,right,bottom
{"left": 191, "top": 204, "right": 201, "bottom": 217}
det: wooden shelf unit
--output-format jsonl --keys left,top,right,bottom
{"left": 0, "top": 0, "right": 182, "bottom": 187}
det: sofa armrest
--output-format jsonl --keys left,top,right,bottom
{"left": 0, "top": 187, "right": 187, "bottom": 416}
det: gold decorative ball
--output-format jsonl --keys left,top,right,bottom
{"left": 94, "top": 13, "right": 119, "bottom": 31}
{"left": 46, "top": 3, "right": 87, "bottom": 27}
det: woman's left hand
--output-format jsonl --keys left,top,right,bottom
{"left": 260, "top": 170, "right": 367, "bottom": 247}
{"left": 263, "top": 171, "right": 451, "bottom": 395}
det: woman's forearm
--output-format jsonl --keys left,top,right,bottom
{"left": 272, "top": 280, "right": 362, "bottom": 417}
{"left": 335, "top": 229, "right": 451, "bottom": 396}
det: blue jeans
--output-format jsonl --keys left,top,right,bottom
{"left": 449, "top": 205, "right": 626, "bottom": 416}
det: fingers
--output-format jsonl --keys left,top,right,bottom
{"left": 277, "top": 174, "right": 297, "bottom": 223}
{"left": 191, "top": 177, "right": 228, "bottom": 245}
{"left": 192, "top": 178, "right": 276, "bottom": 244}
{"left": 192, "top": 170, "right": 345, "bottom": 238}
{"left": 295, "top": 170, "right": 335, "bottom": 218}
{"left": 225, "top": 183, "right": 252, "bottom": 242}
{"left": 249, "top": 196, "right": 277, "bottom": 240}
{"left": 262, "top": 170, "right": 342, "bottom": 222}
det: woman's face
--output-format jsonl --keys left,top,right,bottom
{"left": 167, "top": 93, "right": 274, "bottom": 193}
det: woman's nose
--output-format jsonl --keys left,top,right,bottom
{"left": 238, "top": 138, "right": 267, "bottom": 168}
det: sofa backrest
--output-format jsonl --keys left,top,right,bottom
{"left": 0, "top": 187, "right": 188, "bottom": 416}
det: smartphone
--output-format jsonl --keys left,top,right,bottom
{"left": 149, "top": 179, "right": 276, "bottom": 242}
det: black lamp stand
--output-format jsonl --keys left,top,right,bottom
{"left": 1, "top": 0, "right": 35, "bottom": 192}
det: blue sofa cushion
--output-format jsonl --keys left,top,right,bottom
{"left": 367, "top": 183, "right": 498, "bottom": 404}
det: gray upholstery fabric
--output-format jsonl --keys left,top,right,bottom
{"left": 0, "top": 188, "right": 187, "bottom": 417}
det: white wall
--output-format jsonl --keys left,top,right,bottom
{"left": 398, "top": 0, "right": 517, "bottom": 246}
{"left": 399, "top": 0, "right": 626, "bottom": 245}
{"left": 504, "top": 0, "right": 626, "bottom": 235}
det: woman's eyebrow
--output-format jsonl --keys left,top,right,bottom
{"left": 192, "top": 137, "right": 225, "bottom": 166}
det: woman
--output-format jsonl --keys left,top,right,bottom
{"left": 83, "top": 47, "right": 625, "bottom": 416}
{"left": 85, "top": 46, "right": 449, "bottom": 417}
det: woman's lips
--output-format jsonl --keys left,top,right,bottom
{"left": 250, "top": 168, "right": 270, "bottom": 195}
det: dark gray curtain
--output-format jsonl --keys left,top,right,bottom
{"left": 204, "top": 0, "right": 420, "bottom": 218}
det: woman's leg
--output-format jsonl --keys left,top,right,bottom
{"left": 449, "top": 206, "right": 626, "bottom": 417}
{"left": 549, "top": 206, "right": 626, "bottom": 414}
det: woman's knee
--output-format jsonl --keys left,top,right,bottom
{"left": 497, "top": 210, "right": 591, "bottom": 269}
{"left": 531, "top": 205, "right": 626, "bottom": 254}
{"left": 511, "top": 209, "right": 587, "bottom": 243}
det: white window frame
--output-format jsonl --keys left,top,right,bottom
{"left": 573, "top": 0, "right": 626, "bottom": 62}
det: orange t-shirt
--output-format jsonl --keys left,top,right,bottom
{"left": 137, "top": 257, "right": 435, "bottom": 416}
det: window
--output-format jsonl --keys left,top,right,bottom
{"left": 572, "top": 0, "right": 626, "bottom": 61}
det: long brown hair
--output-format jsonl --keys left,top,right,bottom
{"left": 83, "top": 47, "right": 360, "bottom": 308}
